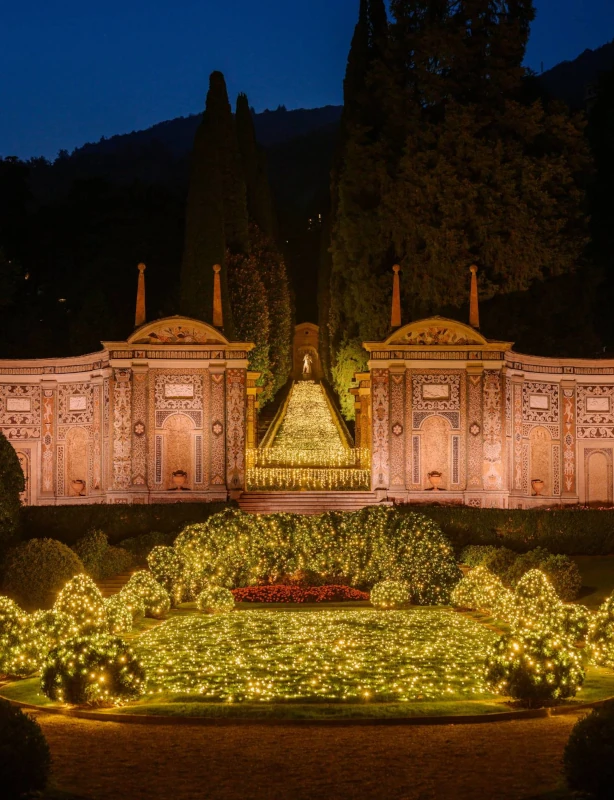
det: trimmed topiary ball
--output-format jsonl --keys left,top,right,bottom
{"left": 588, "top": 593, "right": 614, "bottom": 666}
{"left": 0, "top": 595, "right": 32, "bottom": 677}
{"left": 564, "top": 700, "right": 614, "bottom": 798}
{"left": 451, "top": 566, "right": 515, "bottom": 620}
{"left": 41, "top": 634, "right": 145, "bottom": 706}
{"left": 2, "top": 538, "right": 85, "bottom": 610}
{"left": 370, "top": 580, "right": 411, "bottom": 609}
{"left": 147, "top": 546, "right": 186, "bottom": 605}
{"left": 53, "top": 574, "right": 107, "bottom": 635}
{"left": 122, "top": 571, "right": 170, "bottom": 619}
{"left": 0, "top": 699, "right": 50, "bottom": 800}
{"left": 485, "top": 630, "right": 585, "bottom": 707}
{"left": 555, "top": 604, "right": 591, "bottom": 645}
{"left": 197, "top": 585, "right": 235, "bottom": 614}
{"left": 512, "top": 569, "right": 561, "bottom": 631}
{"left": 104, "top": 594, "right": 134, "bottom": 634}
{"left": 117, "top": 588, "right": 146, "bottom": 623}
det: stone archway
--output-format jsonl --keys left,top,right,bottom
{"left": 585, "top": 448, "right": 613, "bottom": 507}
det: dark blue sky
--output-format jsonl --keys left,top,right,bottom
{"left": 1, "top": 0, "right": 613, "bottom": 160}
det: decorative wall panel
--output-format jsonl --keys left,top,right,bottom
{"left": 483, "top": 371, "right": 504, "bottom": 490}
{"left": 92, "top": 384, "right": 101, "bottom": 492}
{"left": 513, "top": 383, "right": 523, "bottom": 491}
{"left": 210, "top": 371, "right": 225, "bottom": 486}
{"left": 522, "top": 382, "right": 559, "bottom": 424}
{"left": 372, "top": 369, "right": 389, "bottom": 489}
{"left": 41, "top": 388, "right": 55, "bottom": 494}
{"left": 0, "top": 385, "right": 41, "bottom": 426}
{"left": 467, "top": 372, "right": 483, "bottom": 489}
{"left": 562, "top": 384, "right": 576, "bottom": 494}
{"left": 112, "top": 369, "right": 132, "bottom": 490}
{"left": 131, "top": 371, "right": 148, "bottom": 486}
{"left": 58, "top": 383, "right": 93, "bottom": 425}
{"left": 389, "top": 371, "right": 405, "bottom": 487}
{"left": 226, "top": 369, "right": 246, "bottom": 491}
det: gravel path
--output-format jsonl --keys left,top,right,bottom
{"left": 32, "top": 710, "right": 581, "bottom": 800}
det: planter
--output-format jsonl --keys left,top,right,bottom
{"left": 71, "top": 479, "right": 86, "bottom": 497}
{"left": 428, "top": 471, "right": 443, "bottom": 491}
{"left": 171, "top": 470, "right": 188, "bottom": 490}
{"left": 531, "top": 479, "right": 545, "bottom": 496}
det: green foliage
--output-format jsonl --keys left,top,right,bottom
{"left": 53, "top": 574, "right": 107, "bottom": 636}
{"left": 506, "top": 548, "right": 582, "bottom": 601}
{"left": 485, "top": 630, "right": 585, "bottom": 706}
{"left": 174, "top": 506, "right": 461, "bottom": 605}
{"left": 460, "top": 545, "right": 500, "bottom": 567}
{"left": 0, "top": 699, "right": 50, "bottom": 800}
{"left": 2, "top": 538, "right": 85, "bottom": 610}
{"left": 121, "top": 530, "right": 175, "bottom": 564}
{"left": 564, "top": 700, "right": 614, "bottom": 798}
{"left": 197, "top": 585, "right": 235, "bottom": 613}
{"left": 72, "top": 529, "right": 107, "bottom": 579}
{"left": 331, "top": 338, "right": 368, "bottom": 420}
{"left": 21, "top": 502, "right": 232, "bottom": 547}
{"left": 370, "top": 580, "right": 410, "bottom": 609}
{"left": 556, "top": 604, "right": 590, "bottom": 644}
{"left": 115, "top": 589, "right": 145, "bottom": 625}
{"left": 41, "top": 634, "right": 145, "bottom": 706}
{"left": 121, "top": 571, "right": 170, "bottom": 619}
{"left": 0, "top": 429, "right": 24, "bottom": 550}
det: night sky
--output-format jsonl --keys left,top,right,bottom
{"left": 1, "top": 0, "right": 613, "bottom": 160}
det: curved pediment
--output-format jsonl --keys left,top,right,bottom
{"left": 384, "top": 317, "right": 488, "bottom": 347}
{"left": 128, "top": 316, "right": 229, "bottom": 346}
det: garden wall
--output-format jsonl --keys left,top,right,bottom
{"left": 406, "top": 505, "right": 614, "bottom": 555}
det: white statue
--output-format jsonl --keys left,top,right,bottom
{"left": 302, "top": 352, "right": 313, "bottom": 375}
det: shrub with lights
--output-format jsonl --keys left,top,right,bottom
{"left": 588, "top": 593, "right": 614, "bottom": 667}
{"left": 104, "top": 595, "right": 134, "bottom": 634}
{"left": 370, "top": 580, "right": 411, "bottom": 609}
{"left": 173, "top": 506, "right": 460, "bottom": 604}
{"left": 197, "top": 585, "right": 235, "bottom": 614}
{"left": 147, "top": 546, "right": 186, "bottom": 605}
{"left": 41, "top": 634, "right": 145, "bottom": 706}
{"left": 485, "top": 630, "right": 585, "bottom": 706}
{"left": 121, "top": 571, "right": 170, "bottom": 619}
{"left": 555, "top": 603, "right": 590, "bottom": 645}
{"left": 451, "top": 567, "right": 515, "bottom": 620}
{"left": 0, "top": 596, "right": 31, "bottom": 677}
{"left": 512, "top": 569, "right": 561, "bottom": 632}
{"left": 52, "top": 574, "right": 107, "bottom": 636}
{"left": 117, "top": 588, "right": 146, "bottom": 624}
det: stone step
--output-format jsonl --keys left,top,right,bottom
{"left": 238, "top": 491, "right": 382, "bottom": 515}
{"left": 97, "top": 571, "right": 135, "bottom": 598}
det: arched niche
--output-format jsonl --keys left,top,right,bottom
{"left": 161, "top": 413, "right": 195, "bottom": 490}
{"left": 529, "top": 426, "right": 552, "bottom": 496}
{"left": 585, "top": 448, "right": 613, "bottom": 507}
{"left": 420, "top": 415, "right": 452, "bottom": 490}
{"left": 65, "top": 427, "right": 89, "bottom": 496}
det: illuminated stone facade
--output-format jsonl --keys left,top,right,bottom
{"left": 0, "top": 317, "right": 259, "bottom": 505}
{"left": 359, "top": 316, "right": 614, "bottom": 508}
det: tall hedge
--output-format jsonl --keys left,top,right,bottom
{"left": 0, "top": 431, "right": 24, "bottom": 550}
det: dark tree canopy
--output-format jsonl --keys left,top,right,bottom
{"left": 0, "top": 431, "right": 24, "bottom": 549}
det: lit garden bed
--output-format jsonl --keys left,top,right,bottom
{"left": 135, "top": 608, "right": 497, "bottom": 703}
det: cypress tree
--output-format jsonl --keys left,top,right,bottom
{"left": 180, "top": 74, "right": 232, "bottom": 331}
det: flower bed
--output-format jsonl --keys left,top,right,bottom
{"left": 231, "top": 585, "right": 369, "bottom": 603}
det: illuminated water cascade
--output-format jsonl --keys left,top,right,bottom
{"left": 246, "top": 380, "right": 370, "bottom": 491}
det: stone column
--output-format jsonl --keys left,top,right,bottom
{"left": 389, "top": 366, "right": 406, "bottom": 492}
{"left": 350, "top": 388, "right": 361, "bottom": 448}
{"left": 561, "top": 379, "right": 578, "bottom": 498}
{"left": 371, "top": 368, "right": 390, "bottom": 491}
{"left": 40, "top": 380, "right": 57, "bottom": 499}
{"left": 246, "top": 371, "right": 261, "bottom": 452}
{"left": 226, "top": 368, "right": 246, "bottom": 495}
{"left": 466, "top": 366, "right": 483, "bottom": 490}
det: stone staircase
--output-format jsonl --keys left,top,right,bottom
{"left": 96, "top": 571, "right": 134, "bottom": 598}
{"left": 238, "top": 491, "right": 382, "bottom": 515}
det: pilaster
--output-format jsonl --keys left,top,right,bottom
{"left": 40, "top": 380, "right": 57, "bottom": 498}
{"left": 466, "top": 366, "right": 483, "bottom": 489}
{"left": 561, "top": 379, "right": 578, "bottom": 498}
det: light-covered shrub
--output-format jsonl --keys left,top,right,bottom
{"left": 53, "top": 574, "right": 107, "bottom": 636}
{"left": 588, "top": 594, "right": 614, "bottom": 666}
{"left": 197, "top": 585, "right": 235, "bottom": 613}
{"left": 117, "top": 588, "right": 146, "bottom": 624}
{"left": 122, "top": 571, "right": 170, "bottom": 619}
{"left": 41, "top": 634, "right": 145, "bottom": 706}
{"left": 506, "top": 548, "right": 581, "bottom": 601}
{"left": 485, "top": 630, "right": 585, "bottom": 706}
{"left": 0, "top": 596, "right": 32, "bottom": 677}
{"left": 555, "top": 603, "right": 590, "bottom": 644}
{"left": 2, "top": 539, "right": 85, "bottom": 610}
{"left": 0, "top": 699, "right": 50, "bottom": 800}
{"left": 104, "top": 595, "right": 134, "bottom": 634}
{"left": 370, "top": 580, "right": 411, "bottom": 609}
{"left": 512, "top": 569, "right": 561, "bottom": 631}
{"left": 147, "top": 546, "right": 185, "bottom": 605}
{"left": 460, "top": 545, "right": 500, "bottom": 567}
{"left": 72, "top": 529, "right": 133, "bottom": 581}
{"left": 451, "top": 567, "right": 515, "bottom": 619}
{"left": 564, "top": 700, "right": 614, "bottom": 798}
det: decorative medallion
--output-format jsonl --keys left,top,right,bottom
{"left": 470, "top": 422, "right": 481, "bottom": 437}
{"left": 392, "top": 423, "right": 403, "bottom": 437}
{"left": 133, "top": 421, "right": 145, "bottom": 437}
{"left": 212, "top": 421, "right": 223, "bottom": 436}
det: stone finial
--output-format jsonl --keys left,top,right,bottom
{"left": 391, "top": 264, "right": 402, "bottom": 329}
{"left": 134, "top": 262, "right": 146, "bottom": 328}
{"left": 213, "top": 264, "right": 224, "bottom": 329}
{"left": 469, "top": 265, "right": 480, "bottom": 329}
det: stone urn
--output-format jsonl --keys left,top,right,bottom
{"left": 171, "top": 470, "right": 188, "bottom": 490}
{"left": 428, "top": 471, "right": 443, "bottom": 491}
{"left": 71, "top": 479, "right": 86, "bottom": 497}
{"left": 531, "top": 478, "right": 545, "bottom": 496}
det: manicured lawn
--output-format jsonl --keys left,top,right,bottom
{"left": 573, "top": 555, "right": 614, "bottom": 608}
